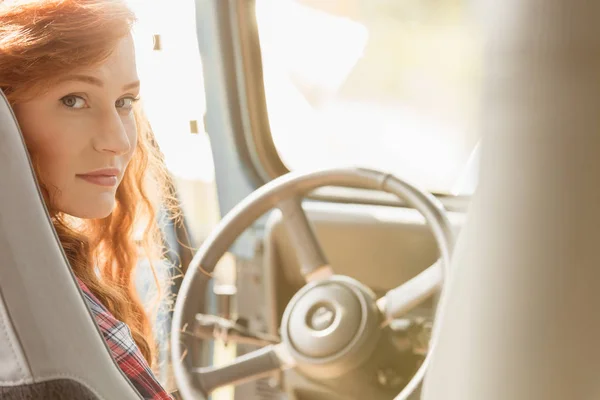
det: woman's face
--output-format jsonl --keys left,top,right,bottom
{"left": 13, "top": 35, "right": 140, "bottom": 219}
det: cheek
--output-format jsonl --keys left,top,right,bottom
{"left": 124, "top": 117, "right": 138, "bottom": 161}
{"left": 15, "top": 107, "right": 81, "bottom": 186}
{"left": 26, "top": 129, "right": 74, "bottom": 162}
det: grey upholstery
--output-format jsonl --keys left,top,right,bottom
{"left": 0, "top": 379, "right": 100, "bottom": 400}
{"left": 0, "top": 90, "right": 142, "bottom": 399}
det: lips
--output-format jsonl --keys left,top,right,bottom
{"left": 77, "top": 168, "right": 120, "bottom": 187}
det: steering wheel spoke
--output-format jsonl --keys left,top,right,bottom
{"left": 194, "top": 343, "right": 295, "bottom": 394}
{"left": 377, "top": 260, "right": 443, "bottom": 323}
{"left": 277, "top": 198, "right": 333, "bottom": 282}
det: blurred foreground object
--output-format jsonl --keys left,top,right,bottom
{"left": 422, "top": 0, "right": 600, "bottom": 399}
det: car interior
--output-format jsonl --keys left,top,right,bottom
{"left": 1, "top": 0, "right": 599, "bottom": 400}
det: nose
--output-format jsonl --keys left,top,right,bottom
{"left": 92, "top": 109, "right": 132, "bottom": 155}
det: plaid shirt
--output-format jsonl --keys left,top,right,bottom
{"left": 77, "top": 278, "right": 174, "bottom": 400}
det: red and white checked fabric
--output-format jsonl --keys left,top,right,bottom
{"left": 77, "top": 278, "right": 174, "bottom": 400}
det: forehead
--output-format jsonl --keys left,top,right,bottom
{"left": 74, "top": 35, "right": 138, "bottom": 84}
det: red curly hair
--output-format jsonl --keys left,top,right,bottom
{"left": 0, "top": 0, "right": 171, "bottom": 366}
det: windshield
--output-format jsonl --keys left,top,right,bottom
{"left": 255, "top": 0, "right": 483, "bottom": 195}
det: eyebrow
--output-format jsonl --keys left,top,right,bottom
{"left": 57, "top": 74, "right": 140, "bottom": 91}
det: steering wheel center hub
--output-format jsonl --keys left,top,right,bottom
{"left": 287, "top": 282, "right": 361, "bottom": 358}
{"left": 281, "top": 276, "right": 380, "bottom": 378}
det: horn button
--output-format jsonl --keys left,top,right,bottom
{"left": 281, "top": 276, "right": 380, "bottom": 379}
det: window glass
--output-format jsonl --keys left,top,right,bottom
{"left": 127, "top": 0, "right": 220, "bottom": 243}
{"left": 255, "top": 0, "right": 483, "bottom": 195}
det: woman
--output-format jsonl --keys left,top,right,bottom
{"left": 1, "top": 1, "right": 175, "bottom": 399}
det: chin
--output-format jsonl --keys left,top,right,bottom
{"left": 61, "top": 198, "right": 116, "bottom": 220}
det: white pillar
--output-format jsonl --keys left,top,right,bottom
{"left": 422, "top": 1, "right": 600, "bottom": 399}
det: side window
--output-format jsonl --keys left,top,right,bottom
{"left": 255, "top": 0, "right": 483, "bottom": 195}
{"left": 127, "top": 0, "right": 220, "bottom": 242}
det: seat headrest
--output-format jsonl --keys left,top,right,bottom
{"left": 0, "top": 90, "right": 142, "bottom": 399}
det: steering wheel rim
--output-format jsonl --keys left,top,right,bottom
{"left": 171, "top": 167, "right": 455, "bottom": 400}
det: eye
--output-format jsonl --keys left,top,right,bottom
{"left": 115, "top": 96, "right": 139, "bottom": 110}
{"left": 60, "top": 95, "right": 87, "bottom": 109}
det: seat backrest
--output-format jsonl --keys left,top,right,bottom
{"left": 0, "top": 90, "right": 142, "bottom": 399}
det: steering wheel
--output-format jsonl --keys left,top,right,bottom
{"left": 171, "top": 168, "right": 455, "bottom": 400}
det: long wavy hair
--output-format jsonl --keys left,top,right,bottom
{"left": 0, "top": 0, "right": 172, "bottom": 366}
